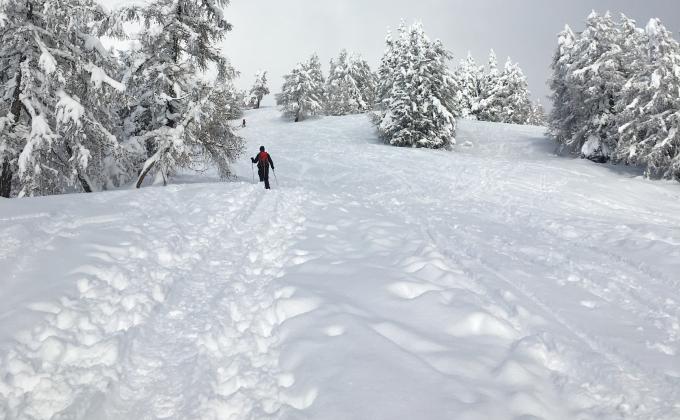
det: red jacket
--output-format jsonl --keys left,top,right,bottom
{"left": 252, "top": 151, "right": 274, "bottom": 169}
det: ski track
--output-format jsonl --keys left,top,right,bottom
{"left": 1, "top": 109, "right": 680, "bottom": 419}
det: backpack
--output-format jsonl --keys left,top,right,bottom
{"left": 257, "top": 151, "right": 270, "bottom": 167}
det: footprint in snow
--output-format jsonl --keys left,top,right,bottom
{"left": 579, "top": 300, "right": 599, "bottom": 309}
{"left": 324, "top": 325, "right": 346, "bottom": 337}
{"left": 386, "top": 281, "right": 442, "bottom": 300}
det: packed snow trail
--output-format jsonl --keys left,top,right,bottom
{"left": 1, "top": 108, "right": 679, "bottom": 419}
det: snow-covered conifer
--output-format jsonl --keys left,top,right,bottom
{"left": 548, "top": 24, "right": 578, "bottom": 148}
{"left": 528, "top": 101, "right": 547, "bottom": 126}
{"left": 495, "top": 58, "right": 533, "bottom": 124}
{"left": 248, "top": 71, "right": 270, "bottom": 109}
{"left": 0, "top": 0, "right": 126, "bottom": 197}
{"left": 276, "top": 54, "right": 325, "bottom": 122}
{"left": 121, "top": 0, "right": 242, "bottom": 188}
{"left": 374, "top": 22, "right": 458, "bottom": 149}
{"left": 305, "top": 53, "right": 326, "bottom": 106}
{"left": 326, "top": 50, "right": 376, "bottom": 115}
{"left": 476, "top": 50, "right": 502, "bottom": 122}
{"left": 454, "top": 53, "right": 485, "bottom": 119}
{"left": 196, "top": 77, "right": 246, "bottom": 178}
{"left": 375, "top": 28, "right": 400, "bottom": 119}
{"left": 556, "top": 12, "right": 626, "bottom": 162}
{"left": 615, "top": 18, "right": 680, "bottom": 180}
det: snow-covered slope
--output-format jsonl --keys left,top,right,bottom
{"left": 1, "top": 109, "right": 679, "bottom": 420}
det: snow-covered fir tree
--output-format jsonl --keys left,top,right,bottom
{"left": 350, "top": 55, "right": 377, "bottom": 112}
{"left": 209, "top": 76, "right": 244, "bottom": 120}
{"left": 459, "top": 50, "right": 533, "bottom": 125}
{"left": 495, "top": 58, "right": 533, "bottom": 124}
{"left": 454, "top": 53, "right": 485, "bottom": 119}
{"left": 0, "top": 0, "right": 126, "bottom": 198}
{"left": 615, "top": 18, "right": 680, "bottom": 180}
{"left": 196, "top": 76, "right": 246, "bottom": 178}
{"left": 248, "top": 71, "right": 270, "bottom": 109}
{"left": 476, "top": 50, "right": 501, "bottom": 122}
{"left": 325, "top": 50, "right": 376, "bottom": 115}
{"left": 276, "top": 54, "right": 325, "bottom": 122}
{"left": 374, "top": 22, "right": 459, "bottom": 149}
{"left": 375, "top": 28, "right": 399, "bottom": 112}
{"left": 554, "top": 11, "right": 627, "bottom": 162}
{"left": 120, "top": 0, "right": 243, "bottom": 187}
{"left": 476, "top": 53, "right": 532, "bottom": 124}
{"left": 548, "top": 24, "right": 578, "bottom": 148}
{"left": 528, "top": 101, "right": 547, "bottom": 126}
{"left": 306, "top": 53, "right": 326, "bottom": 105}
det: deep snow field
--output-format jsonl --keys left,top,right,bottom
{"left": 1, "top": 108, "right": 680, "bottom": 420}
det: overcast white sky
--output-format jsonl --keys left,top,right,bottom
{"left": 221, "top": 0, "right": 680, "bottom": 106}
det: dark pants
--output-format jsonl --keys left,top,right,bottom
{"left": 258, "top": 164, "right": 270, "bottom": 189}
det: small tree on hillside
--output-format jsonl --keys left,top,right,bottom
{"left": 476, "top": 50, "right": 502, "bottom": 122}
{"left": 495, "top": 58, "right": 533, "bottom": 124}
{"left": 454, "top": 52, "right": 485, "bottom": 119}
{"left": 248, "top": 70, "right": 270, "bottom": 109}
{"left": 528, "top": 101, "right": 546, "bottom": 126}
{"left": 374, "top": 22, "right": 459, "bottom": 149}
{"left": 276, "top": 54, "right": 325, "bottom": 122}
{"left": 326, "top": 50, "right": 376, "bottom": 115}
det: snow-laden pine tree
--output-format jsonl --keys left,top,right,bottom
{"left": 615, "top": 18, "right": 680, "bottom": 180}
{"left": 306, "top": 53, "right": 326, "bottom": 105}
{"left": 210, "top": 76, "right": 244, "bottom": 120}
{"left": 374, "top": 22, "right": 459, "bottom": 149}
{"left": 454, "top": 53, "right": 485, "bottom": 119}
{"left": 197, "top": 76, "right": 246, "bottom": 178}
{"left": 0, "top": 0, "right": 126, "bottom": 197}
{"left": 325, "top": 50, "right": 376, "bottom": 115}
{"left": 557, "top": 11, "right": 626, "bottom": 162}
{"left": 121, "top": 0, "right": 243, "bottom": 187}
{"left": 548, "top": 25, "right": 578, "bottom": 148}
{"left": 495, "top": 58, "right": 533, "bottom": 124}
{"left": 248, "top": 71, "right": 270, "bottom": 109}
{"left": 276, "top": 54, "right": 325, "bottom": 122}
{"left": 375, "top": 28, "right": 399, "bottom": 113}
{"left": 351, "top": 55, "right": 377, "bottom": 112}
{"left": 528, "top": 101, "right": 547, "bottom": 126}
{"left": 476, "top": 50, "right": 502, "bottom": 122}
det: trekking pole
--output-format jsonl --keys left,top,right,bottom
{"left": 273, "top": 168, "right": 279, "bottom": 186}
{"left": 251, "top": 162, "right": 255, "bottom": 184}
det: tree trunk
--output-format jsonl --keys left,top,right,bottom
{"left": 77, "top": 173, "right": 92, "bottom": 193}
{"left": 64, "top": 144, "right": 92, "bottom": 193}
{"left": 0, "top": 157, "right": 12, "bottom": 198}
{"left": 256, "top": 98, "right": 261, "bottom": 109}
{"left": 1, "top": 57, "right": 27, "bottom": 198}
{"left": 136, "top": 160, "right": 156, "bottom": 188}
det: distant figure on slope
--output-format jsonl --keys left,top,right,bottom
{"left": 251, "top": 146, "right": 274, "bottom": 190}
{"left": 242, "top": 119, "right": 246, "bottom": 128}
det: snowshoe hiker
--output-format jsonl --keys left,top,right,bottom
{"left": 242, "top": 118, "right": 246, "bottom": 128}
{"left": 251, "top": 146, "right": 274, "bottom": 190}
